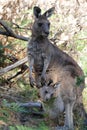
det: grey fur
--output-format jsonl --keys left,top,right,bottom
{"left": 27, "top": 7, "right": 86, "bottom": 129}
{"left": 39, "top": 82, "right": 85, "bottom": 130}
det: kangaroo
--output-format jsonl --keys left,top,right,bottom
{"left": 27, "top": 6, "right": 86, "bottom": 129}
{"left": 27, "top": 6, "right": 55, "bottom": 87}
{"left": 39, "top": 81, "right": 86, "bottom": 130}
{"left": 27, "top": 6, "right": 84, "bottom": 88}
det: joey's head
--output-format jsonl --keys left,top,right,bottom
{"left": 39, "top": 83, "right": 60, "bottom": 102}
{"left": 32, "top": 6, "right": 55, "bottom": 38}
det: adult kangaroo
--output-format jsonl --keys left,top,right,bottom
{"left": 27, "top": 6, "right": 86, "bottom": 129}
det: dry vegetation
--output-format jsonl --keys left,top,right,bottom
{"left": 0, "top": 0, "right": 87, "bottom": 130}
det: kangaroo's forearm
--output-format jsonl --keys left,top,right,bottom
{"left": 42, "top": 56, "right": 50, "bottom": 76}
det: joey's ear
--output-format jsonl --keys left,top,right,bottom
{"left": 54, "top": 83, "right": 61, "bottom": 89}
{"left": 33, "top": 6, "right": 41, "bottom": 18}
{"left": 43, "top": 7, "right": 55, "bottom": 18}
{"left": 47, "top": 79, "right": 53, "bottom": 86}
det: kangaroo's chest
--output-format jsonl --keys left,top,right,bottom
{"left": 34, "top": 47, "right": 44, "bottom": 72}
{"left": 29, "top": 41, "right": 45, "bottom": 72}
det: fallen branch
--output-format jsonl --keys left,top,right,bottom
{"left": 19, "top": 102, "right": 44, "bottom": 116}
{"left": 3, "top": 101, "right": 44, "bottom": 116}
{"left": 0, "top": 20, "right": 29, "bottom": 41}
{"left": 0, "top": 57, "right": 28, "bottom": 75}
{"left": 0, "top": 94, "right": 43, "bottom": 110}
{"left": 6, "top": 55, "right": 28, "bottom": 81}
{"left": 19, "top": 102, "right": 43, "bottom": 108}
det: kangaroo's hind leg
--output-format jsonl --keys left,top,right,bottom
{"left": 64, "top": 100, "right": 75, "bottom": 130}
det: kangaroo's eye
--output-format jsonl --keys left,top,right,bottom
{"left": 48, "top": 22, "right": 50, "bottom": 27}
{"left": 38, "top": 22, "right": 43, "bottom": 27}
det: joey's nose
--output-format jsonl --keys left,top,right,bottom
{"left": 51, "top": 93, "right": 53, "bottom": 97}
{"left": 46, "top": 98, "right": 49, "bottom": 101}
{"left": 45, "top": 97, "right": 50, "bottom": 101}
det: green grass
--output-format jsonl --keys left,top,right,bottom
{"left": 9, "top": 123, "right": 50, "bottom": 130}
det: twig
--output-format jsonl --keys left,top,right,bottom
{"left": 12, "top": 22, "right": 31, "bottom": 30}
{"left": 0, "top": 20, "right": 29, "bottom": 41}
{"left": 7, "top": 68, "right": 28, "bottom": 81}
{"left": 78, "top": 37, "right": 87, "bottom": 40}
{"left": 0, "top": 93, "right": 19, "bottom": 102}
{"left": 0, "top": 57, "right": 28, "bottom": 75}
{"left": 76, "top": 0, "right": 80, "bottom": 5}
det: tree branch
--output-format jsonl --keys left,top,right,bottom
{"left": 0, "top": 57, "right": 28, "bottom": 75}
{"left": 0, "top": 20, "right": 29, "bottom": 41}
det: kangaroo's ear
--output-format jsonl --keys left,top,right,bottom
{"left": 44, "top": 7, "right": 55, "bottom": 18}
{"left": 33, "top": 6, "right": 41, "bottom": 18}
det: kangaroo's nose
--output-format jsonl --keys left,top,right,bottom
{"left": 45, "top": 31, "right": 49, "bottom": 35}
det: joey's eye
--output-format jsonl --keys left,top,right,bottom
{"left": 45, "top": 90, "right": 48, "bottom": 94}
{"left": 38, "top": 22, "right": 43, "bottom": 27}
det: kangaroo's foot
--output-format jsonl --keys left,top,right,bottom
{"left": 55, "top": 125, "right": 69, "bottom": 130}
